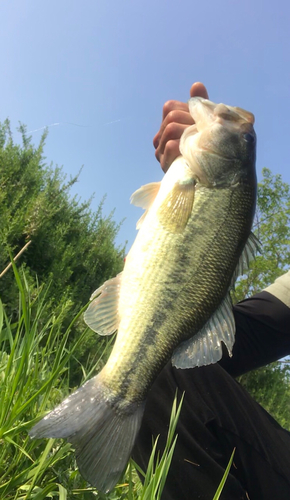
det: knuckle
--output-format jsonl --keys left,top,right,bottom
{"left": 165, "top": 139, "right": 178, "bottom": 156}
{"left": 155, "top": 148, "right": 161, "bottom": 162}
{"left": 163, "top": 100, "right": 177, "bottom": 115}
{"left": 166, "top": 110, "right": 177, "bottom": 122}
{"left": 163, "top": 140, "right": 179, "bottom": 168}
{"left": 164, "top": 121, "right": 178, "bottom": 138}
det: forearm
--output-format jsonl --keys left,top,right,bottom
{"left": 264, "top": 271, "right": 290, "bottom": 308}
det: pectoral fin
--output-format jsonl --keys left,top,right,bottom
{"left": 157, "top": 177, "right": 196, "bottom": 233}
{"left": 84, "top": 273, "right": 122, "bottom": 335}
{"left": 172, "top": 294, "right": 235, "bottom": 368}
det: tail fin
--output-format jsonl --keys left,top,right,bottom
{"left": 29, "top": 376, "right": 144, "bottom": 493}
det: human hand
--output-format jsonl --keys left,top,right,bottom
{"left": 153, "top": 82, "right": 209, "bottom": 172}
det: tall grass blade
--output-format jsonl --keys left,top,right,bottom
{"left": 212, "top": 448, "right": 235, "bottom": 500}
{"left": 130, "top": 392, "right": 184, "bottom": 500}
{"left": 0, "top": 298, "right": 3, "bottom": 334}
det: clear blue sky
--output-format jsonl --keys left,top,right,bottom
{"left": 1, "top": 0, "right": 289, "bottom": 250}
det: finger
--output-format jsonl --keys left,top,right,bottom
{"left": 154, "top": 83, "right": 209, "bottom": 171}
{"left": 157, "top": 122, "right": 190, "bottom": 170}
{"left": 161, "top": 99, "right": 189, "bottom": 121}
{"left": 190, "top": 82, "right": 209, "bottom": 99}
{"left": 158, "top": 139, "right": 181, "bottom": 173}
{"left": 153, "top": 109, "right": 193, "bottom": 149}
{"left": 157, "top": 121, "right": 191, "bottom": 156}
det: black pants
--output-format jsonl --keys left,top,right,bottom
{"left": 132, "top": 362, "right": 290, "bottom": 500}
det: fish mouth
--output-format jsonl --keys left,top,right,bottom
{"left": 179, "top": 97, "right": 256, "bottom": 187}
{"left": 184, "top": 97, "right": 255, "bottom": 159}
{"left": 189, "top": 97, "right": 255, "bottom": 129}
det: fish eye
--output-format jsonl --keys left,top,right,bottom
{"left": 242, "top": 132, "right": 255, "bottom": 143}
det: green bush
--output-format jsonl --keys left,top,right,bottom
{"left": 0, "top": 119, "right": 125, "bottom": 384}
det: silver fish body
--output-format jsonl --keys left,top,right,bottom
{"left": 30, "top": 97, "right": 258, "bottom": 492}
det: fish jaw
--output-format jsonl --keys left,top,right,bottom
{"left": 180, "top": 97, "right": 256, "bottom": 189}
{"left": 187, "top": 97, "right": 255, "bottom": 131}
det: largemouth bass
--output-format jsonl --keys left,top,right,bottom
{"left": 30, "top": 97, "right": 258, "bottom": 492}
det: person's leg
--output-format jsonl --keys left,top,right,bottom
{"left": 133, "top": 363, "right": 290, "bottom": 500}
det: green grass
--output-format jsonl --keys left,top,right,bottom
{"left": 0, "top": 265, "right": 234, "bottom": 499}
{"left": 0, "top": 268, "right": 83, "bottom": 498}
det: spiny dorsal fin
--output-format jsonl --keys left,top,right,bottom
{"left": 130, "top": 182, "right": 161, "bottom": 230}
{"left": 157, "top": 177, "right": 196, "bottom": 233}
{"left": 172, "top": 294, "right": 235, "bottom": 369}
{"left": 84, "top": 273, "right": 122, "bottom": 335}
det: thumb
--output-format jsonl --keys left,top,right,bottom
{"left": 190, "top": 82, "right": 209, "bottom": 99}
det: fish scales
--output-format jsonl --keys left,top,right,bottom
{"left": 103, "top": 185, "right": 255, "bottom": 405}
{"left": 30, "top": 97, "right": 258, "bottom": 493}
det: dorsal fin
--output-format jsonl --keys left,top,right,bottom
{"left": 130, "top": 182, "right": 161, "bottom": 209}
{"left": 231, "top": 232, "right": 261, "bottom": 286}
{"left": 172, "top": 233, "right": 261, "bottom": 369}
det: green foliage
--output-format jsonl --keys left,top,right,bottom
{"left": 0, "top": 269, "right": 183, "bottom": 498}
{"left": 232, "top": 168, "right": 290, "bottom": 303}
{"left": 238, "top": 362, "right": 290, "bottom": 430}
{"left": 0, "top": 119, "right": 125, "bottom": 381}
{"left": 212, "top": 449, "right": 235, "bottom": 500}
{"left": 132, "top": 393, "right": 183, "bottom": 500}
{"left": 0, "top": 120, "right": 124, "bottom": 311}
{"left": 0, "top": 264, "right": 141, "bottom": 499}
{"left": 0, "top": 264, "right": 89, "bottom": 499}
{"left": 0, "top": 273, "right": 228, "bottom": 500}
{"left": 232, "top": 168, "right": 290, "bottom": 430}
